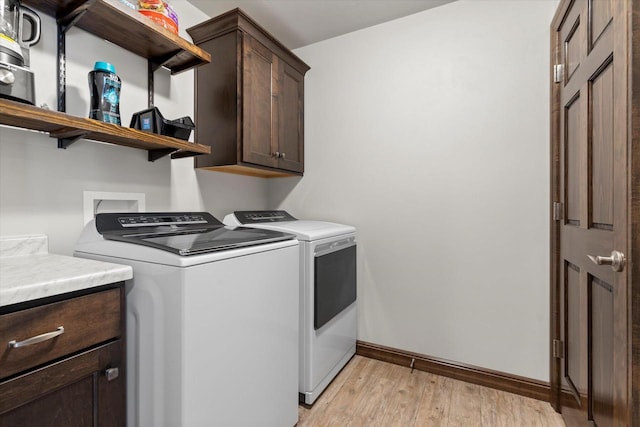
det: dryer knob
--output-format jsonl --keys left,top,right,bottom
{"left": 0, "top": 69, "right": 15, "bottom": 85}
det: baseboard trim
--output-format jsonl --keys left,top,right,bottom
{"left": 356, "top": 340, "right": 551, "bottom": 402}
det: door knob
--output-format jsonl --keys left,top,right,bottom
{"left": 588, "top": 250, "right": 625, "bottom": 272}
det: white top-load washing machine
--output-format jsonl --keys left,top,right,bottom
{"left": 224, "top": 210, "right": 357, "bottom": 405}
{"left": 75, "top": 212, "right": 300, "bottom": 427}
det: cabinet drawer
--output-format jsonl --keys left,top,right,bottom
{"left": 0, "top": 289, "right": 121, "bottom": 380}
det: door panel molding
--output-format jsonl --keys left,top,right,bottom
{"left": 564, "top": 261, "right": 584, "bottom": 402}
{"left": 589, "top": 0, "right": 613, "bottom": 50}
{"left": 589, "top": 274, "right": 614, "bottom": 425}
{"left": 590, "top": 59, "right": 614, "bottom": 229}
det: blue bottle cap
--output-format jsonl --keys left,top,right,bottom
{"left": 94, "top": 61, "right": 116, "bottom": 73}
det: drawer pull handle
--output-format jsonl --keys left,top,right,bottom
{"left": 8, "top": 326, "right": 65, "bottom": 349}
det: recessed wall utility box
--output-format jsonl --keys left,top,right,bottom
{"left": 83, "top": 191, "right": 146, "bottom": 225}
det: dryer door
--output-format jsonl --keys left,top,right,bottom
{"left": 313, "top": 237, "right": 356, "bottom": 329}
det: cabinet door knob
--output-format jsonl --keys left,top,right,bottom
{"left": 105, "top": 367, "right": 120, "bottom": 381}
{"left": 280, "top": 152, "right": 285, "bottom": 159}
{"left": 273, "top": 151, "right": 280, "bottom": 158}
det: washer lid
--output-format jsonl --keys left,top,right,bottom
{"left": 94, "top": 212, "right": 295, "bottom": 256}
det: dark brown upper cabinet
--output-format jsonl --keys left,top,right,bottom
{"left": 188, "top": 9, "right": 310, "bottom": 178}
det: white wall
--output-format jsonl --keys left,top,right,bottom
{"left": 0, "top": 0, "right": 268, "bottom": 255}
{"left": 270, "top": 0, "right": 557, "bottom": 381}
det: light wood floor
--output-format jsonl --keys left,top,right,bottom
{"left": 298, "top": 356, "right": 565, "bottom": 427}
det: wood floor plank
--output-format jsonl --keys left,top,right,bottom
{"left": 315, "top": 354, "right": 363, "bottom": 404}
{"left": 412, "top": 373, "right": 454, "bottom": 426}
{"left": 376, "top": 368, "right": 431, "bottom": 426}
{"left": 479, "top": 383, "right": 565, "bottom": 427}
{"left": 339, "top": 358, "right": 400, "bottom": 426}
{"left": 299, "top": 353, "right": 363, "bottom": 425}
{"left": 299, "top": 356, "right": 373, "bottom": 426}
{"left": 480, "top": 384, "right": 513, "bottom": 426}
{"left": 345, "top": 362, "right": 406, "bottom": 426}
{"left": 447, "top": 379, "right": 483, "bottom": 426}
{"left": 519, "top": 393, "right": 566, "bottom": 427}
{"left": 297, "top": 356, "right": 565, "bottom": 427}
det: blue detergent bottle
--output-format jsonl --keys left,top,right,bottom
{"left": 88, "top": 61, "right": 122, "bottom": 125}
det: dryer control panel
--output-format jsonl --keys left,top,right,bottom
{"left": 233, "top": 210, "right": 297, "bottom": 224}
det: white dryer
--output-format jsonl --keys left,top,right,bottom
{"left": 75, "top": 212, "right": 299, "bottom": 426}
{"left": 224, "top": 210, "right": 357, "bottom": 405}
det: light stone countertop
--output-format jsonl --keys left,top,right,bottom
{"left": 0, "top": 235, "right": 132, "bottom": 307}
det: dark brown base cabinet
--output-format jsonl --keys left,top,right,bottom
{"left": 0, "top": 285, "right": 126, "bottom": 427}
{"left": 188, "top": 9, "right": 310, "bottom": 178}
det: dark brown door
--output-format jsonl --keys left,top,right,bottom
{"left": 242, "top": 34, "right": 278, "bottom": 168}
{"left": 550, "top": 0, "right": 632, "bottom": 425}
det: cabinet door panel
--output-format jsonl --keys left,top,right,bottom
{"left": 242, "top": 34, "right": 278, "bottom": 168}
{"left": 278, "top": 63, "right": 304, "bottom": 173}
{"left": 0, "top": 376, "right": 94, "bottom": 427}
{"left": 0, "top": 341, "right": 124, "bottom": 427}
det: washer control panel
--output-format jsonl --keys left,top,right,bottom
{"left": 117, "top": 214, "right": 207, "bottom": 227}
{"left": 96, "top": 212, "right": 221, "bottom": 234}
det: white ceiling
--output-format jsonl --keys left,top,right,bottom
{"left": 187, "top": 0, "right": 456, "bottom": 49}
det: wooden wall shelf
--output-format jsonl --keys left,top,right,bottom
{"left": 5, "top": 2, "right": 211, "bottom": 160}
{"left": 24, "top": 0, "right": 211, "bottom": 74}
{"left": 0, "top": 99, "right": 210, "bottom": 160}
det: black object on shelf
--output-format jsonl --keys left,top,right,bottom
{"left": 130, "top": 107, "right": 195, "bottom": 141}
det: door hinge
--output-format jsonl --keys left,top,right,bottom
{"left": 553, "top": 202, "right": 563, "bottom": 221}
{"left": 552, "top": 339, "right": 565, "bottom": 359}
{"left": 553, "top": 64, "right": 563, "bottom": 83}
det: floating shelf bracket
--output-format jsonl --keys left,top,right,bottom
{"left": 56, "top": 20, "right": 67, "bottom": 114}
{"left": 56, "top": 1, "right": 96, "bottom": 148}
{"left": 170, "top": 150, "right": 204, "bottom": 160}
{"left": 50, "top": 127, "right": 90, "bottom": 149}
{"left": 148, "top": 148, "right": 177, "bottom": 162}
{"left": 56, "top": 0, "right": 96, "bottom": 113}
{"left": 147, "top": 52, "right": 179, "bottom": 108}
{"left": 148, "top": 60, "right": 155, "bottom": 108}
